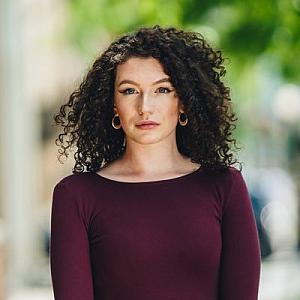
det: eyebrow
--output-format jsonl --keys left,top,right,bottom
{"left": 118, "top": 77, "right": 171, "bottom": 87}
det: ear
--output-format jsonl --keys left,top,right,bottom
{"left": 113, "top": 104, "right": 118, "bottom": 114}
{"left": 179, "top": 102, "right": 185, "bottom": 113}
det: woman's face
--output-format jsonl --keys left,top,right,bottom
{"left": 113, "top": 56, "right": 184, "bottom": 145}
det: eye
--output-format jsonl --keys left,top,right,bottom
{"left": 157, "top": 87, "right": 171, "bottom": 93}
{"left": 120, "top": 88, "right": 136, "bottom": 95}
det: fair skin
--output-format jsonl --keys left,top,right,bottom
{"left": 97, "top": 56, "right": 201, "bottom": 182}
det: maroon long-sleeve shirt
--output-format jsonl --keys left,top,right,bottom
{"left": 50, "top": 166, "right": 261, "bottom": 300}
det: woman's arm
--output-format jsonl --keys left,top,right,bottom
{"left": 218, "top": 170, "right": 261, "bottom": 300}
{"left": 50, "top": 181, "right": 94, "bottom": 300}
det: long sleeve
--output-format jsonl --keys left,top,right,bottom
{"left": 50, "top": 181, "right": 94, "bottom": 300}
{"left": 218, "top": 170, "right": 261, "bottom": 300}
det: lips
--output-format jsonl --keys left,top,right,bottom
{"left": 136, "top": 120, "right": 159, "bottom": 126}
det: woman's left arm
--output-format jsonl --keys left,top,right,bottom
{"left": 218, "top": 169, "right": 261, "bottom": 300}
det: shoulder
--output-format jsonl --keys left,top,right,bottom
{"left": 217, "top": 166, "right": 251, "bottom": 212}
{"left": 218, "top": 166, "right": 246, "bottom": 193}
{"left": 52, "top": 172, "right": 100, "bottom": 216}
{"left": 225, "top": 166, "right": 244, "bottom": 183}
{"left": 203, "top": 166, "right": 246, "bottom": 206}
{"left": 51, "top": 173, "right": 96, "bottom": 230}
{"left": 53, "top": 172, "right": 96, "bottom": 195}
{"left": 205, "top": 165, "right": 243, "bottom": 186}
{"left": 224, "top": 166, "right": 246, "bottom": 189}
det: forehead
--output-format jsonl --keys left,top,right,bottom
{"left": 115, "top": 56, "right": 167, "bottom": 82}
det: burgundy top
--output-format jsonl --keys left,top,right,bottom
{"left": 50, "top": 166, "right": 261, "bottom": 300}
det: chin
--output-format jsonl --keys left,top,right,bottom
{"left": 130, "top": 134, "right": 165, "bottom": 145}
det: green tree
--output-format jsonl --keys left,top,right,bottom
{"left": 66, "top": 0, "right": 300, "bottom": 81}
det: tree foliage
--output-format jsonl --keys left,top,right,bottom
{"left": 66, "top": 0, "right": 300, "bottom": 82}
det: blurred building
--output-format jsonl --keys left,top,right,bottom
{"left": 0, "top": 0, "right": 85, "bottom": 298}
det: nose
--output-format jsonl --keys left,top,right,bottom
{"left": 137, "top": 91, "right": 154, "bottom": 114}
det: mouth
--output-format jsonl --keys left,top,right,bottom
{"left": 135, "top": 120, "right": 160, "bottom": 126}
{"left": 135, "top": 120, "right": 160, "bottom": 130}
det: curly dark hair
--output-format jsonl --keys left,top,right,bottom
{"left": 53, "top": 24, "right": 243, "bottom": 174}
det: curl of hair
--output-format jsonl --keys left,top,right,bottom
{"left": 53, "top": 24, "right": 243, "bottom": 174}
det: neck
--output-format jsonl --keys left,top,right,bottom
{"left": 116, "top": 135, "right": 192, "bottom": 175}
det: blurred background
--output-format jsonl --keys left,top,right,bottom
{"left": 0, "top": 0, "right": 300, "bottom": 299}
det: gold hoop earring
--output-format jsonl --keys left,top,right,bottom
{"left": 179, "top": 112, "right": 188, "bottom": 126}
{"left": 112, "top": 114, "right": 121, "bottom": 129}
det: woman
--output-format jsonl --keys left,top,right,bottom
{"left": 50, "top": 25, "right": 261, "bottom": 299}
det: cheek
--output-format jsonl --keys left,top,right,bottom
{"left": 114, "top": 99, "right": 131, "bottom": 116}
{"left": 117, "top": 106, "right": 130, "bottom": 116}
{"left": 163, "top": 99, "right": 180, "bottom": 116}
{"left": 115, "top": 105, "right": 136, "bottom": 127}
{"left": 160, "top": 106, "right": 180, "bottom": 127}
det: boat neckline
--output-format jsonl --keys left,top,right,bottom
{"left": 90, "top": 166, "right": 204, "bottom": 185}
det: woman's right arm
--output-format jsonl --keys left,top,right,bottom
{"left": 50, "top": 181, "right": 94, "bottom": 300}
